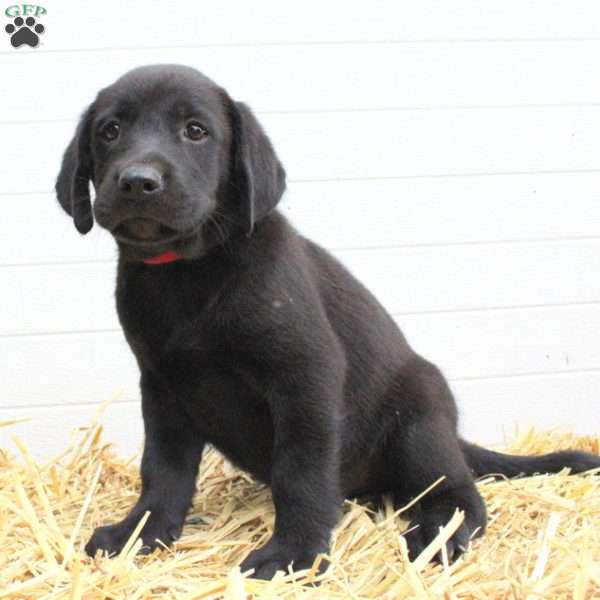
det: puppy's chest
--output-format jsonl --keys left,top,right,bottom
{"left": 118, "top": 269, "right": 267, "bottom": 396}
{"left": 121, "top": 298, "right": 223, "bottom": 378}
{"left": 118, "top": 267, "right": 221, "bottom": 359}
{"left": 122, "top": 295, "right": 274, "bottom": 475}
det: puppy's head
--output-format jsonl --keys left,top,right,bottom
{"left": 55, "top": 65, "right": 286, "bottom": 262}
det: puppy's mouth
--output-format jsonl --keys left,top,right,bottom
{"left": 113, "top": 218, "right": 178, "bottom": 244}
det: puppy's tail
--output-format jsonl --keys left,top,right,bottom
{"left": 460, "top": 439, "right": 600, "bottom": 479}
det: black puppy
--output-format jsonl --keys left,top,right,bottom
{"left": 55, "top": 65, "right": 600, "bottom": 579}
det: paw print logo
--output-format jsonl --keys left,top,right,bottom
{"left": 5, "top": 16, "right": 45, "bottom": 48}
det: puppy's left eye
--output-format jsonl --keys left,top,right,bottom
{"left": 184, "top": 121, "right": 209, "bottom": 142}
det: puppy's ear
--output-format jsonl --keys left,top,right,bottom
{"left": 55, "top": 105, "right": 95, "bottom": 234}
{"left": 228, "top": 100, "right": 286, "bottom": 234}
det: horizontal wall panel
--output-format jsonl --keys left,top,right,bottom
{"left": 2, "top": 198, "right": 116, "bottom": 265}
{"left": 2, "top": 371, "right": 599, "bottom": 460}
{"left": 4, "top": 41, "right": 600, "bottom": 123}
{"left": 0, "top": 401, "right": 143, "bottom": 462}
{"left": 3, "top": 107, "right": 600, "bottom": 196}
{"left": 400, "top": 304, "right": 600, "bottom": 381}
{"left": 288, "top": 174, "right": 600, "bottom": 249}
{"left": 1, "top": 332, "right": 138, "bottom": 409}
{"left": 455, "top": 371, "right": 600, "bottom": 445}
{"left": 2, "top": 240, "right": 600, "bottom": 336}
{"left": 2, "top": 263, "right": 118, "bottom": 336}
{"left": 6, "top": 172, "right": 600, "bottom": 266}
{"left": 2, "top": 305, "right": 600, "bottom": 409}
{"left": 343, "top": 240, "right": 600, "bottom": 315}
{"left": 5, "top": 0, "right": 600, "bottom": 55}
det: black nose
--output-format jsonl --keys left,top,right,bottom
{"left": 118, "top": 165, "right": 163, "bottom": 197}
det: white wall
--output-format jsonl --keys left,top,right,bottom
{"left": 1, "top": 1, "right": 600, "bottom": 459}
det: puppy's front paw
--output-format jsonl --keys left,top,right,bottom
{"left": 240, "top": 537, "right": 328, "bottom": 580}
{"left": 85, "top": 513, "right": 182, "bottom": 558}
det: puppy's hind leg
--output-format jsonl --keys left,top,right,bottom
{"left": 384, "top": 361, "right": 487, "bottom": 563}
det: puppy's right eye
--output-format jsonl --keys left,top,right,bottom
{"left": 100, "top": 121, "right": 120, "bottom": 142}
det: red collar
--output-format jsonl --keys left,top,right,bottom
{"left": 142, "top": 251, "right": 181, "bottom": 265}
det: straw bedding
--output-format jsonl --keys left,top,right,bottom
{"left": 1, "top": 408, "right": 599, "bottom": 599}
